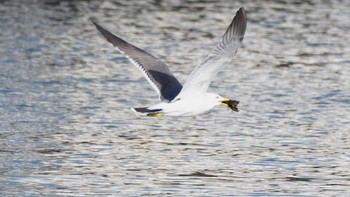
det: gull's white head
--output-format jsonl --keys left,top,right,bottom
{"left": 206, "top": 93, "right": 224, "bottom": 102}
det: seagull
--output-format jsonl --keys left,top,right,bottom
{"left": 93, "top": 7, "right": 247, "bottom": 116}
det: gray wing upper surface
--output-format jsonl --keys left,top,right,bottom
{"left": 176, "top": 7, "right": 247, "bottom": 98}
{"left": 93, "top": 22, "right": 182, "bottom": 101}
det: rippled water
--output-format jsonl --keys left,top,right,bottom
{"left": 1, "top": 0, "right": 350, "bottom": 196}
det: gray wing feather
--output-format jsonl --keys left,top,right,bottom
{"left": 177, "top": 7, "right": 247, "bottom": 97}
{"left": 93, "top": 21, "right": 182, "bottom": 101}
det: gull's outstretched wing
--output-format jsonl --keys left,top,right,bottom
{"left": 175, "top": 7, "right": 247, "bottom": 99}
{"left": 93, "top": 21, "right": 182, "bottom": 101}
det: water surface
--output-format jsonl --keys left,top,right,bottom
{"left": 1, "top": 0, "right": 349, "bottom": 196}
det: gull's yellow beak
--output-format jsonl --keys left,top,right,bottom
{"left": 220, "top": 98, "right": 231, "bottom": 107}
{"left": 221, "top": 98, "right": 240, "bottom": 112}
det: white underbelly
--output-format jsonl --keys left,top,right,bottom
{"left": 162, "top": 100, "right": 215, "bottom": 116}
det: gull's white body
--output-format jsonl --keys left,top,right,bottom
{"left": 146, "top": 93, "right": 225, "bottom": 116}
{"left": 93, "top": 7, "right": 247, "bottom": 116}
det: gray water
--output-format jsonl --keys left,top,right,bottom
{"left": 1, "top": 0, "right": 350, "bottom": 196}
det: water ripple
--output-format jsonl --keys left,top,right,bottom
{"left": 1, "top": 0, "right": 349, "bottom": 196}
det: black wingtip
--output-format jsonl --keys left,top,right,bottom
{"left": 233, "top": 7, "right": 247, "bottom": 41}
{"left": 92, "top": 21, "right": 105, "bottom": 32}
{"left": 91, "top": 20, "right": 106, "bottom": 34}
{"left": 91, "top": 19, "right": 99, "bottom": 28}
{"left": 236, "top": 7, "right": 247, "bottom": 26}
{"left": 133, "top": 107, "right": 162, "bottom": 113}
{"left": 239, "top": 7, "right": 245, "bottom": 13}
{"left": 91, "top": 20, "right": 127, "bottom": 49}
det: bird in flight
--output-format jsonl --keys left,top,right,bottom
{"left": 93, "top": 7, "right": 247, "bottom": 116}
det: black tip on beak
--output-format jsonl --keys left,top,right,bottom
{"left": 222, "top": 99, "right": 240, "bottom": 112}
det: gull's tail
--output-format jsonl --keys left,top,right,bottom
{"left": 132, "top": 107, "right": 163, "bottom": 117}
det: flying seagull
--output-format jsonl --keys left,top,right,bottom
{"left": 93, "top": 7, "right": 247, "bottom": 116}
